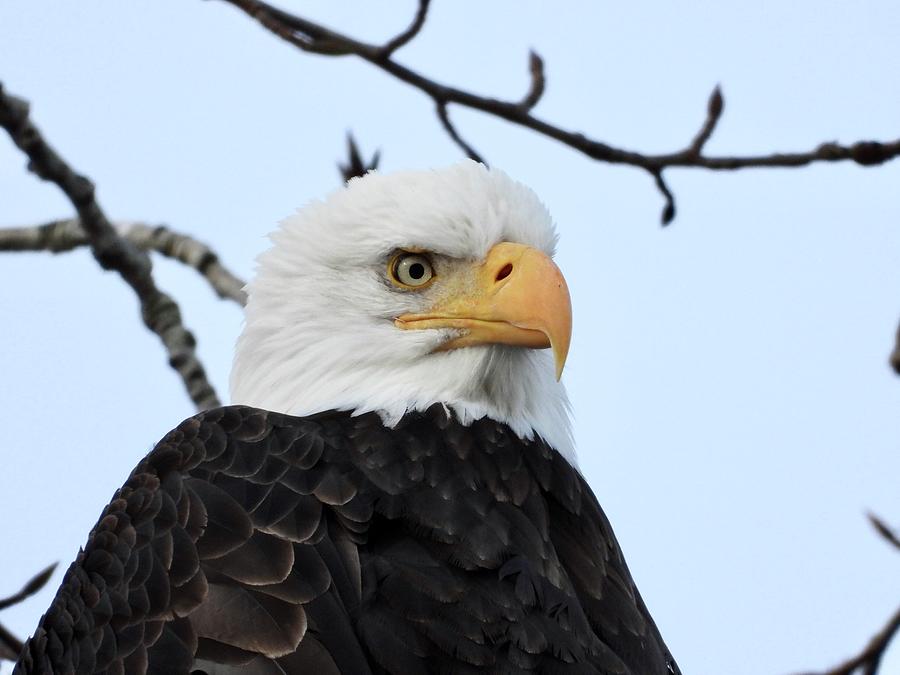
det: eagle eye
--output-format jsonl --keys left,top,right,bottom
{"left": 389, "top": 252, "right": 435, "bottom": 289}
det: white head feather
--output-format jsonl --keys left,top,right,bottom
{"left": 230, "top": 161, "right": 576, "bottom": 464}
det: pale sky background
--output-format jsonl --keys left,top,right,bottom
{"left": 2, "top": 2, "right": 900, "bottom": 674}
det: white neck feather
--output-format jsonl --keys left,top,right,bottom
{"left": 231, "top": 320, "right": 575, "bottom": 463}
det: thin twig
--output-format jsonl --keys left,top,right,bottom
{"left": 794, "top": 605, "right": 900, "bottom": 675}
{"left": 791, "top": 514, "right": 900, "bottom": 675}
{"left": 0, "top": 563, "right": 57, "bottom": 662}
{"left": 519, "top": 50, "right": 546, "bottom": 112}
{"left": 338, "top": 132, "right": 380, "bottom": 182}
{"left": 0, "top": 564, "right": 57, "bottom": 612}
{"left": 689, "top": 85, "right": 724, "bottom": 156}
{"left": 217, "top": 0, "right": 900, "bottom": 224}
{"left": 379, "top": 0, "right": 431, "bottom": 58}
{"left": 890, "top": 321, "right": 900, "bottom": 376}
{"left": 652, "top": 170, "right": 676, "bottom": 225}
{"left": 436, "top": 101, "right": 485, "bottom": 164}
{"left": 867, "top": 513, "right": 900, "bottom": 552}
{"left": 0, "top": 622, "right": 22, "bottom": 661}
{"left": 0, "top": 83, "right": 221, "bottom": 410}
{"left": 0, "top": 219, "right": 247, "bottom": 305}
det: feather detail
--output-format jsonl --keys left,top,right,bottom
{"left": 14, "top": 406, "right": 678, "bottom": 675}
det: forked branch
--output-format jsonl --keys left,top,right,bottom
{"left": 0, "top": 83, "right": 221, "bottom": 410}
{"left": 795, "top": 606, "right": 900, "bottom": 675}
{"left": 794, "top": 514, "right": 900, "bottom": 675}
{"left": 0, "top": 219, "right": 247, "bottom": 305}
{"left": 218, "top": 0, "right": 900, "bottom": 224}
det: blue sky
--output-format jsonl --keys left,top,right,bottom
{"left": 1, "top": 2, "right": 899, "bottom": 673}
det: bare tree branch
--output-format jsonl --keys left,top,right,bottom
{"left": 794, "top": 605, "right": 900, "bottom": 675}
{"left": 519, "top": 50, "right": 546, "bottom": 112}
{"left": 379, "top": 0, "right": 431, "bottom": 58}
{"left": 435, "top": 101, "right": 485, "bottom": 163}
{"left": 867, "top": 513, "right": 900, "bottom": 552}
{"left": 0, "top": 564, "right": 57, "bottom": 612}
{"left": 652, "top": 170, "right": 676, "bottom": 225}
{"left": 689, "top": 85, "right": 724, "bottom": 156}
{"left": 791, "top": 514, "right": 900, "bottom": 675}
{"left": 217, "top": 0, "right": 900, "bottom": 224}
{"left": 338, "top": 132, "right": 380, "bottom": 182}
{"left": 890, "top": 321, "right": 900, "bottom": 376}
{"left": 0, "top": 563, "right": 57, "bottom": 661}
{"left": 0, "top": 623, "right": 22, "bottom": 661}
{"left": 0, "top": 82, "right": 221, "bottom": 410}
{"left": 0, "top": 219, "right": 247, "bottom": 306}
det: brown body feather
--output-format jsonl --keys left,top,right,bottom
{"left": 14, "top": 406, "right": 679, "bottom": 674}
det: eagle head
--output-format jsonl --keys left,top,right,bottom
{"left": 231, "top": 161, "right": 575, "bottom": 462}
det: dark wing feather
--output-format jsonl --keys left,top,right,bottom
{"left": 15, "top": 405, "right": 678, "bottom": 674}
{"left": 544, "top": 462, "right": 682, "bottom": 675}
{"left": 14, "top": 407, "right": 373, "bottom": 675}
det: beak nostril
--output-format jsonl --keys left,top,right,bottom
{"left": 495, "top": 263, "right": 513, "bottom": 282}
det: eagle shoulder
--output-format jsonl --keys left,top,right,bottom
{"left": 15, "top": 406, "right": 370, "bottom": 675}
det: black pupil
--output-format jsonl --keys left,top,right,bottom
{"left": 408, "top": 262, "right": 425, "bottom": 280}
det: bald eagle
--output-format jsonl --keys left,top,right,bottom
{"left": 15, "top": 162, "right": 680, "bottom": 674}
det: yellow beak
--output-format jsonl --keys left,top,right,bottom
{"left": 395, "top": 242, "right": 572, "bottom": 379}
